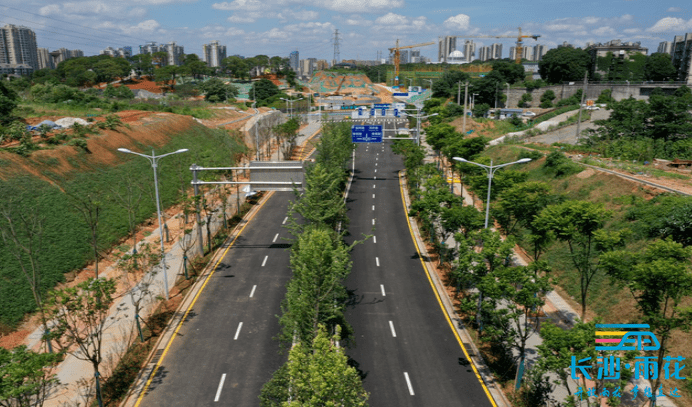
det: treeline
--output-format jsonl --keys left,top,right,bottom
{"left": 259, "top": 122, "right": 369, "bottom": 406}
{"left": 580, "top": 85, "right": 692, "bottom": 160}
{"left": 393, "top": 121, "right": 692, "bottom": 404}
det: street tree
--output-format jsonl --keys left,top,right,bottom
{"left": 601, "top": 238, "right": 692, "bottom": 402}
{"left": 533, "top": 200, "right": 625, "bottom": 318}
{"left": 493, "top": 181, "right": 554, "bottom": 237}
{"left": 481, "top": 262, "right": 552, "bottom": 389}
{"left": 273, "top": 118, "right": 300, "bottom": 160}
{"left": 288, "top": 163, "right": 347, "bottom": 233}
{"left": 117, "top": 242, "right": 162, "bottom": 342}
{"left": 536, "top": 321, "right": 597, "bottom": 404}
{"left": 44, "top": 277, "right": 118, "bottom": 407}
{"left": 279, "top": 226, "right": 352, "bottom": 345}
{"left": 260, "top": 325, "right": 368, "bottom": 407}
{"left": 0, "top": 192, "right": 54, "bottom": 352}
{"left": 0, "top": 346, "right": 60, "bottom": 407}
{"left": 66, "top": 189, "right": 103, "bottom": 278}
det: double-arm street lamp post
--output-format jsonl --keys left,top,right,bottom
{"left": 117, "top": 148, "right": 189, "bottom": 300}
{"left": 452, "top": 156, "right": 531, "bottom": 333}
{"left": 279, "top": 97, "right": 304, "bottom": 119}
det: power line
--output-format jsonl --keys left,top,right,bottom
{"left": 0, "top": 3, "right": 155, "bottom": 43}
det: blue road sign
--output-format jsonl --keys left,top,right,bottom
{"left": 373, "top": 103, "right": 390, "bottom": 108}
{"left": 352, "top": 125, "right": 383, "bottom": 143}
{"left": 392, "top": 92, "right": 409, "bottom": 96}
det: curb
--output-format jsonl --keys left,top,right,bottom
{"left": 399, "top": 171, "right": 512, "bottom": 407}
{"left": 120, "top": 191, "right": 275, "bottom": 407}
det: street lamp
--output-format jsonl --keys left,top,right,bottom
{"left": 452, "top": 156, "right": 531, "bottom": 335}
{"left": 404, "top": 106, "right": 438, "bottom": 146}
{"left": 472, "top": 93, "right": 479, "bottom": 109}
{"left": 505, "top": 83, "right": 510, "bottom": 107}
{"left": 424, "top": 79, "right": 433, "bottom": 89}
{"left": 117, "top": 148, "right": 189, "bottom": 301}
{"left": 406, "top": 78, "right": 413, "bottom": 90}
{"left": 452, "top": 157, "right": 531, "bottom": 228}
{"left": 280, "top": 97, "right": 304, "bottom": 119}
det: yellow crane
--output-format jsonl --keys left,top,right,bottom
{"left": 452, "top": 27, "right": 541, "bottom": 64}
{"left": 388, "top": 39, "right": 436, "bottom": 87}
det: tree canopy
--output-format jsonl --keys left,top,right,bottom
{"left": 538, "top": 47, "right": 590, "bottom": 84}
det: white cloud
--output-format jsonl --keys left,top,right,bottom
{"left": 591, "top": 26, "right": 616, "bottom": 36}
{"left": 213, "top": 0, "right": 264, "bottom": 11}
{"left": 345, "top": 18, "right": 369, "bottom": 26}
{"left": 227, "top": 14, "right": 256, "bottom": 23}
{"left": 443, "top": 14, "right": 470, "bottom": 31}
{"left": 375, "top": 12, "right": 408, "bottom": 26}
{"left": 667, "top": 7, "right": 683, "bottom": 12}
{"left": 623, "top": 28, "right": 641, "bottom": 34}
{"left": 128, "top": 7, "right": 147, "bottom": 17}
{"left": 647, "top": 17, "right": 692, "bottom": 33}
{"left": 131, "top": 19, "right": 160, "bottom": 31}
{"left": 38, "top": 4, "right": 61, "bottom": 15}
{"left": 312, "top": 0, "right": 404, "bottom": 13}
{"left": 278, "top": 9, "right": 319, "bottom": 21}
{"left": 544, "top": 23, "right": 585, "bottom": 32}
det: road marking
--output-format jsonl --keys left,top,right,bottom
{"left": 372, "top": 219, "right": 375, "bottom": 225}
{"left": 372, "top": 205, "right": 375, "bottom": 211}
{"left": 133, "top": 191, "right": 275, "bottom": 407}
{"left": 398, "top": 171, "right": 498, "bottom": 406}
{"left": 404, "top": 372, "right": 414, "bottom": 395}
{"left": 373, "top": 236, "right": 377, "bottom": 243}
{"left": 376, "top": 257, "right": 380, "bottom": 267}
{"left": 249, "top": 285, "right": 257, "bottom": 298}
{"left": 273, "top": 233, "right": 279, "bottom": 243}
{"left": 234, "top": 322, "right": 243, "bottom": 340}
{"left": 214, "top": 374, "right": 227, "bottom": 402}
{"left": 374, "top": 176, "right": 376, "bottom": 179}
{"left": 373, "top": 184, "right": 376, "bottom": 188}
{"left": 374, "top": 169, "right": 377, "bottom": 173}
{"left": 262, "top": 256, "right": 268, "bottom": 267}
{"left": 282, "top": 216, "right": 288, "bottom": 225}
{"left": 376, "top": 162, "right": 378, "bottom": 166}
{"left": 389, "top": 321, "right": 397, "bottom": 337}
{"left": 381, "top": 284, "right": 386, "bottom": 296}
{"left": 373, "top": 194, "right": 375, "bottom": 199}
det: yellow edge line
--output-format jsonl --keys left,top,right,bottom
{"left": 595, "top": 331, "right": 627, "bottom": 336}
{"left": 399, "top": 171, "right": 498, "bottom": 407}
{"left": 133, "top": 191, "right": 274, "bottom": 407}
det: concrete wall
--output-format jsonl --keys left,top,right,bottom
{"left": 505, "top": 83, "right": 685, "bottom": 108}
{"left": 241, "top": 110, "right": 285, "bottom": 160}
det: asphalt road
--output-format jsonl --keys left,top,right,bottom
{"left": 138, "top": 192, "right": 295, "bottom": 407}
{"left": 343, "top": 118, "right": 494, "bottom": 406}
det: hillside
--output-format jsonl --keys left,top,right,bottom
{"left": 0, "top": 111, "right": 247, "bottom": 331}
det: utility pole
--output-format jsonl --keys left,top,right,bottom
{"left": 575, "top": 71, "right": 588, "bottom": 140}
{"left": 333, "top": 29, "right": 341, "bottom": 64}
{"left": 462, "top": 81, "right": 469, "bottom": 134}
{"left": 457, "top": 81, "right": 461, "bottom": 105}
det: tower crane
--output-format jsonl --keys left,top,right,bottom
{"left": 450, "top": 27, "right": 541, "bottom": 64}
{"left": 388, "top": 39, "right": 436, "bottom": 87}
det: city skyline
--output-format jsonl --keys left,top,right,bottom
{"left": 0, "top": 1, "right": 691, "bottom": 62}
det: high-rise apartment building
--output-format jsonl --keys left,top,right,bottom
{"left": 0, "top": 24, "right": 39, "bottom": 69}
{"left": 400, "top": 50, "right": 409, "bottom": 64}
{"left": 164, "top": 42, "right": 184, "bottom": 66}
{"left": 534, "top": 44, "right": 547, "bottom": 61}
{"left": 478, "top": 46, "right": 489, "bottom": 61}
{"left": 461, "top": 40, "right": 475, "bottom": 62}
{"left": 203, "top": 41, "right": 227, "bottom": 67}
{"left": 438, "top": 36, "right": 456, "bottom": 63}
{"left": 38, "top": 47, "right": 52, "bottom": 69}
{"left": 289, "top": 50, "right": 299, "bottom": 72}
{"left": 490, "top": 43, "right": 502, "bottom": 60}
{"left": 410, "top": 50, "right": 420, "bottom": 63}
{"left": 49, "top": 48, "right": 82, "bottom": 67}
{"left": 672, "top": 33, "right": 692, "bottom": 84}
{"left": 101, "top": 46, "right": 117, "bottom": 57}
{"left": 140, "top": 41, "right": 159, "bottom": 55}
{"left": 658, "top": 41, "right": 673, "bottom": 55}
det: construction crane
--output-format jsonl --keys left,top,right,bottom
{"left": 388, "top": 39, "right": 436, "bottom": 87}
{"left": 450, "top": 27, "right": 540, "bottom": 64}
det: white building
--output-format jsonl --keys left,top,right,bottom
{"left": 438, "top": 36, "right": 456, "bottom": 63}
{"left": 0, "top": 24, "right": 39, "bottom": 70}
{"left": 446, "top": 50, "right": 466, "bottom": 64}
{"left": 203, "top": 41, "right": 227, "bottom": 67}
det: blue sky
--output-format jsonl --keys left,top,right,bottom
{"left": 1, "top": 0, "right": 691, "bottom": 61}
